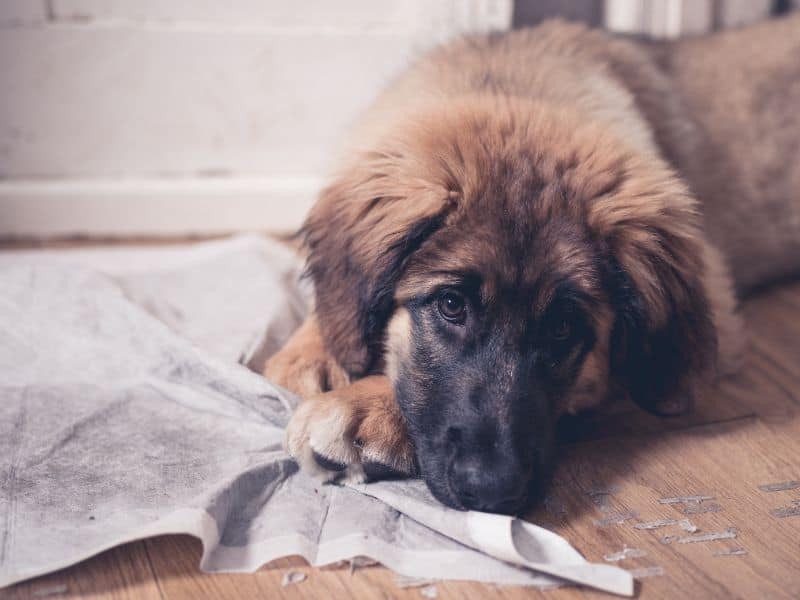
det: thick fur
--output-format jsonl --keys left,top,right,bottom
{"left": 266, "top": 16, "right": 800, "bottom": 514}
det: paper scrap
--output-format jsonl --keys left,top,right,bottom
{"left": 682, "top": 502, "right": 722, "bottom": 515}
{"left": 604, "top": 547, "right": 647, "bottom": 562}
{"left": 628, "top": 566, "right": 664, "bottom": 579}
{"left": 770, "top": 505, "right": 800, "bottom": 518}
{"left": 677, "top": 528, "right": 737, "bottom": 544}
{"left": 395, "top": 575, "right": 438, "bottom": 589}
{"left": 678, "top": 519, "right": 698, "bottom": 533}
{"left": 660, "top": 535, "right": 680, "bottom": 545}
{"left": 758, "top": 481, "right": 800, "bottom": 492}
{"left": 349, "top": 556, "right": 379, "bottom": 574}
{"left": 32, "top": 585, "right": 69, "bottom": 597}
{"left": 281, "top": 571, "right": 308, "bottom": 586}
{"left": 420, "top": 585, "right": 439, "bottom": 598}
{"left": 658, "top": 495, "right": 714, "bottom": 505}
{"left": 587, "top": 487, "right": 620, "bottom": 496}
{"left": 634, "top": 519, "right": 678, "bottom": 530}
{"left": 587, "top": 488, "right": 618, "bottom": 513}
{"left": 713, "top": 548, "right": 747, "bottom": 557}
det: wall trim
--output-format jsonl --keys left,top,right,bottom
{"left": 0, "top": 177, "right": 321, "bottom": 237}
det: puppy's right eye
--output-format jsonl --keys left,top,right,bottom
{"left": 438, "top": 291, "right": 467, "bottom": 323}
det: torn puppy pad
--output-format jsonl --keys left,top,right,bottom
{"left": 682, "top": 502, "right": 722, "bottom": 515}
{"left": 593, "top": 511, "right": 638, "bottom": 527}
{"left": 770, "top": 505, "right": 800, "bottom": 518}
{"left": 634, "top": 519, "right": 678, "bottom": 530}
{"left": 281, "top": 571, "right": 308, "bottom": 586}
{"left": 758, "top": 480, "right": 800, "bottom": 492}
{"left": 658, "top": 495, "right": 714, "bottom": 505}
{"left": 603, "top": 547, "right": 647, "bottom": 562}
{"left": 677, "top": 528, "right": 737, "bottom": 544}
{"left": 628, "top": 566, "right": 664, "bottom": 579}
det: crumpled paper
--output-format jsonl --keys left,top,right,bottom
{"left": 0, "top": 235, "right": 632, "bottom": 596}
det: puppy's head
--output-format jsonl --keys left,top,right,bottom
{"left": 304, "top": 98, "right": 716, "bottom": 514}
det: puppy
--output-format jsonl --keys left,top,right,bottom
{"left": 266, "top": 16, "right": 800, "bottom": 514}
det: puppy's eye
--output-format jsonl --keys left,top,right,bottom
{"left": 438, "top": 291, "right": 467, "bottom": 323}
{"left": 550, "top": 318, "right": 571, "bottom": 341}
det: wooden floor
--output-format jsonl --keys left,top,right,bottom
{"left": 5, "top": 274, "right": 800, "bottom": 599}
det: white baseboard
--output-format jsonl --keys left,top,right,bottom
{"left": 0, "top": 177, "right": 321, "bottom": 237}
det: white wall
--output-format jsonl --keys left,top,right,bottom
{"left": 0, "top": 0, "right": 512, "bottom": 237}
{"left": 1, "top": 0, "right": 787, "bottom": 237}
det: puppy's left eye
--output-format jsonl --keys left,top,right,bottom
{"left": 438, "top": 291, "right": 467, "bottom": 323}
{"left": 549, "top": 318, "right": 572, "bottom": 341}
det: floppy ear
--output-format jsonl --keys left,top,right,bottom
{"left": 302, "top": 157, "right": 455, "bottom": 376}
{"left": 608, "top": 254, "right": 716, "bottom": 416}
{"left": 594, "top": 175, "right": 718, "bottom": 416}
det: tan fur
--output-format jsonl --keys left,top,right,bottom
{"left": 281, "top": 374, "right": 414, "bottom": 481}
{"left": 264, "top": 314, "right": 350, "bottom": 398}
{"left": 269, "top": 16, "right": 800, "bottom": 479}
{"left": 384, "top": 308, "right": 413, "bottom": 384}
{"left": 266, "top": 316, "right": 414, "bottom": 480}
{"left": 561, "top": 304, "right": 613, "bottom": 415}
{"left": 654, "top": 16, "right": 800, "bottom": 292}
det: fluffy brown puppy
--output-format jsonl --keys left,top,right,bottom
{"left": 266, "top": 16, "right": 800, "bottom": 514}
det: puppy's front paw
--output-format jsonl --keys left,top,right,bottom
{"left": 285, "top": 394, "right": 365, "bottom": 483}
{"left": 355, "top": 404, "right": 416, "bottom": 481}
{"left": 264, "top": 344, "right": 349, "bottom": 398}
{"left": 285, "top": 390, "right": 416, "bottom": 484}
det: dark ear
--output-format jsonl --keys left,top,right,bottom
{"left": 609, "top": 254, "right": 717, "bottom": 416}
{"left": 302, "top": 160, "right": 455, "bottom": 376}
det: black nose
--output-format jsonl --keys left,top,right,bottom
{"left": 448, "top": 452, "right": 528, "bottom": 514}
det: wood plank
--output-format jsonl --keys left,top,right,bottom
{"left": 143, "top": 535, "right": 426, "bottom": 600}
{"left": 532, "top": 417, "right": 800, "bottom": 599}
{"left": 4, "top": 541, "right": 162, "bottom": 600}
